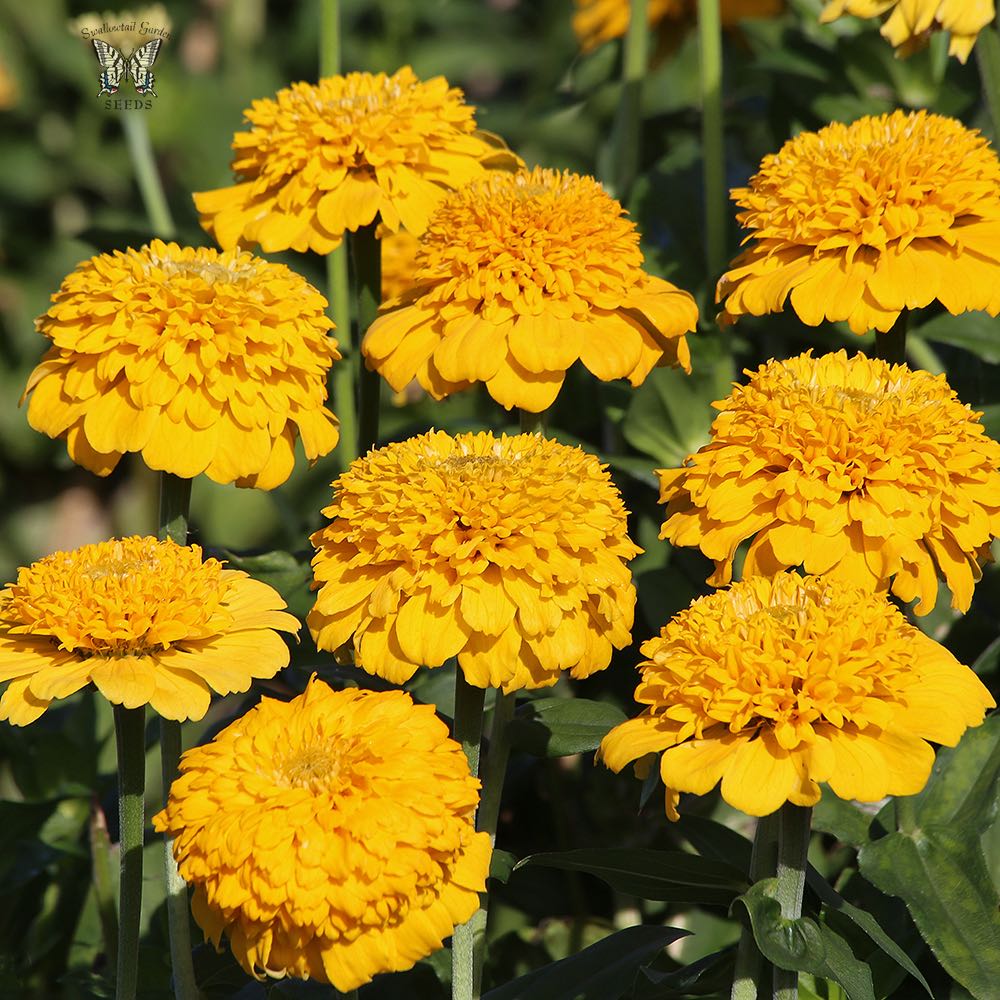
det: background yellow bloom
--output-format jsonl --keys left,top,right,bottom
{"left": 658, "top": 351, "right": 1000, "bottom": 614}
{"left": 573, "top": 0, "right": 783, "bottom": 53}
{"left": 195, "top": 67, "right": 519, "bottom": 255}
{"left": 601, "top": 573, "right": 995, "bottom": 818}
{"left": 25, "top": 240, "right": 340, "bottom": 489}
{"left": 154, "top": 679, "right": 491, "bottom": 990}
{"left": 0, "top": 536, "right": 298, "bottom": 724}
{"left": 308, "top": 431, "right": 640, "bottom": 692}
{"left": 820, "top": 0, "right": 994, "bottom": 62}
{"left": 717, "top": 111, "right": 1000, "bottom": 333}
{"left": 363, "top": 167, "right": 698, "bottom": 412}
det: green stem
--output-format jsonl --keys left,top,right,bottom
{"left": 113, "top": 705, "right": 146, "bottom": 1000}
{"left": 157, "top": 474, "right": 199, "bottom": 1000}
{"left": 772, "top": 805, "right": 812, "bottom": 1000}
{"left": 120, "top": 113, "right": 175, "bottom": 238}
{"left": 350, "top": 222, "right": 382, "bottom": 458}
{"left": 610, "top": 0, "right": 648, "bottom": 202}
{"left": 319, "top": 0, "right": 357, "bottom": 474}
{"left": 873, "top": 310, "right": 908, "bottom": 366}
{"left": 698, "top": 0, "right": 726, "bottom": 277}
{"left": 320, "top": 0, "right": 342, "bottom": 76}
{"left": 451, "top": 672, "right": 487, "bottom": 1000}
{"left": 976, "top": 26, "right": 1000, "bottom": 140}
{"left": 157, "top": 474, "right": 191, "bottom": 546}
{"left": 731, "top": 812, "right": 779, "bottom": 1000}
{"left": 518, "top": 409, "right": 546, "bottom": 435}
{"left": 476, "top": 691, "right": 515, "bottom": 846}
{"left": 90, "top": 799, "right": 119, "bottom": 974}
{"left": 330, "top": 250, "right": 357, "bottom": 470}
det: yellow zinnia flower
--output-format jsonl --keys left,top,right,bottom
{"left": 601, "top": 573, "right": 995, "bottom": 819}
{"left": 573, "top": 0, "right": 783, "bottom": 53}
{"left": 819, "top": 0, "right": 993, "bottom": 63}
{"left": 24, "top": 240, "right": 340, "bottom": 488}
{"left": 363, "top": 167, "right": 698, "bottom": 413}
{"left": 0, "top": 536, "right": 298, "bottom": 725}
{"left": 717, "top": 110, "right": 1000, "bottom": 334}
{"left": 658, "top": 350, "right": 1000, "bottom": 614}
{"left": 308, "top": 431, "right": 640, "bottom": 692}
{"left": 153, "top": 677, "right": 491, "bottom": 990}
{"left": 194, "top": 67, "right": 518, "bottom": 255}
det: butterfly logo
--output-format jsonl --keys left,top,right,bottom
{"left": 92, "top": 38, "right": 162, "bottom": 98}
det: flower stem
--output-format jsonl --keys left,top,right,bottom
{"left": 976, "top": 26, "right": 1000, "bottom": 141}
{"left": 697, "top": 0, "right": 726, "bottom": 277}
{"left": 873, "top": 310, "right": 908, "bottom": 365}
{"left": 350, "top": 222, "right": 382, "bottom": 458}
{"left": 329, "top": 252, "right": 356, "bottom": 470}
{"left": 895, "top": 794, "right": 918, "bottom": 834}
{"left": 320, "top": 0, "right": 342, "bottom": 75}
{"left": 318, "top": 0, "right": 357, "bottom": 473}
{"left": 772, "top": 804, "right": 812, "bottom": 1000}
{"left": 113, "top": 704, "right": 146, "bottom": 1000}
{"left": 120, "top": 113, "right": 175, "bottom": 238}
{"left": 451, "top": 672, "right": 486, "bottom": 1000}
{"left": 518, "top": 409, "right": 546, "bottom": 435}
{"left": 157, "top": 473, "right": 199, "bottom": 1000}
{"left": 610, "top": 0, "right": 648, "bottom": 202}
{"left": 730, "top": 812, "right": 779, "bottom": 1000}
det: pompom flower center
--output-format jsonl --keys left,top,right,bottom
{"left": 278, "top": 742, "right": 356, "bottom": 792}
{"left": 0, "top": 538, "right": 231, "bottom": 657}
{"left": 648, "top": 575, "right": 915, "bottom": 750}
{"left": 417, "top": 166, "right": 645, "bottom": 311}
{"left": 146, "top": 252, "right": 261, "bottom": 286}
{"left": 734, "top": 110, "right": 1000, "bottom": 257}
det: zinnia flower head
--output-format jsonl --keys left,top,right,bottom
{"left": 308, "top": 430, "right": 640, "bottom": 692}
{"left": 25, "top": 240, "right": 340, "bottom": 489}
{"left": 600, "top": 573, "right": 995, "bottom": 819}
{"left": 658, "top": 350, "right": 1000, "bottom": 614}
{"left": 819, "top": 0, "right": 992, "bottom": 63}
{"left": 362, "top": 166, "right": 698, "bottom": 413}
{"left": 0, "top": 536, "right": 298, "bottom": 725}
{"left": 153, "top": 678, "right": 490, "bottom": 990}
{"left": 717, "top": 110, "right": 1000, "bottom": 333}
{"left": 572, "top": 0, "right": 782, "bottom": 53}
{"left": 194, "top": 66, "right": 518, "bottom": 255}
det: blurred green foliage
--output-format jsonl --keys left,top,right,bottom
{"left": 0, "top": 0, "right": 998, "bottom": 997}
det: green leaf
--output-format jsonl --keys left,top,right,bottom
{"left": 513, "top": 848, "right": 746, "bottom": 906}
{"left": 733, "top": 880, "right": 876, "bottom": 1000}
{"left": 804, "top": 868, "right": 931, "bottom": 995}
{"left": 219, "top": 548, "right": 313, "bottom": 620}
{"left": 858, "top": 826, "right": 1000, "bottom": 996}
{"left": 911, "top": 311, "right": 1000, "bottom": 364}
{"left": 633, "top": 946, "right": 735, "bottom": 998}
{"left": 621, "top": 341, "right": 735, "bottom": 469}
{"left": 811, "top": 796, "right": 874, "bottom": 848}
{"left": 490, "top": 849, "right": 517, "bottom": 884}
{"left": 912, "top": 715, "right": 1000, "bottom": 833}
{"left": 675, "top": 814, "right": 753, "bottom": 875}
{"left": 482, "top": 925, "right": 688, "bottom": 1000}
{"left": 507, "top": 698, "right": 626, "bottom": 758}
